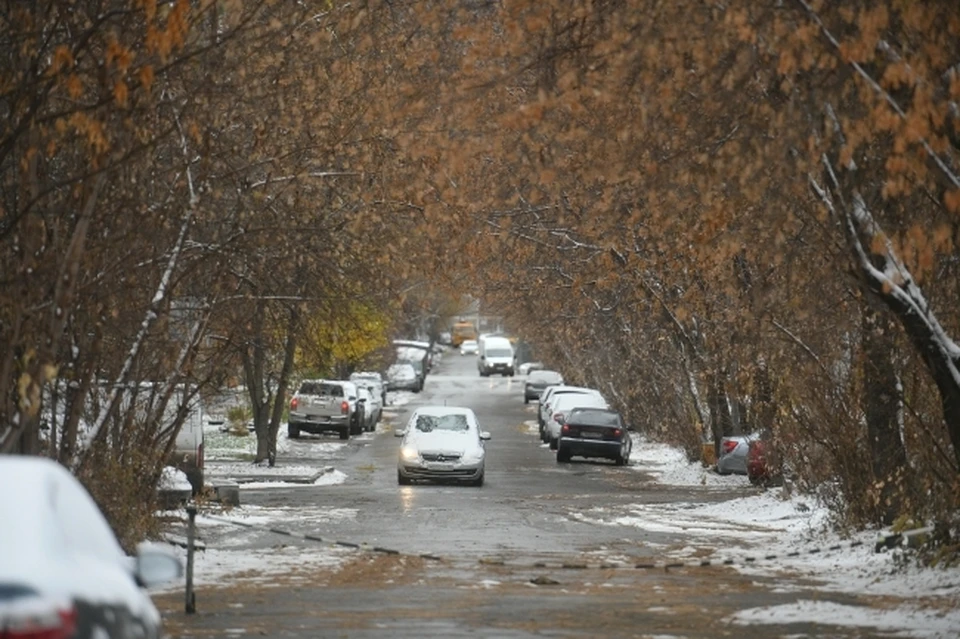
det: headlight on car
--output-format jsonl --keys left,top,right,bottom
{"left": 460, "top": 449, "right": 484, "bottom": 463}
{"left": 400, "top": 446, "right": 420, "bottom": 462}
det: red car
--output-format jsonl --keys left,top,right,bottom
{"left": 747, "top": 438, "right": 781, "bottom": 486}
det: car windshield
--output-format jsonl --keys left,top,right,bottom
{"left": 415, "top": 413, "right": 469, "bottom": 433}
{"left": 486, "top": 348, "right": 512, "bottom": 357}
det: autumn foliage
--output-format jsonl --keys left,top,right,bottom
{"left": 2, "top": 0, "right": 959, "bottom": 546}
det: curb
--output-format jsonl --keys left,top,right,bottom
{"left": 207, "top": 466, "right": 336, "bottom": 485}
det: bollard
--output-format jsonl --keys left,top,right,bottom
{"left": 185, "top": 504, "right": 197, "bottom": 614}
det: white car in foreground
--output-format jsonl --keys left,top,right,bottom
{"left": 0, "top": 457, "right": 181, "bottom": 639}
{"left": 395, "top": 406, "right": 490, "bottom": 486}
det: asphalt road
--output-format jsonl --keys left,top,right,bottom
{"left": 155, "top": 353, "right": 884, "bottom": 639}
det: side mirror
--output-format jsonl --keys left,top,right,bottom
{"left": 394, "top": 429, "right": 406, "bottom": 438}
{"left": 479, "top": 431, "right": 491, "bottom": 441}
{"left": 134, "top": 543, "right": 183, "bottom": 588}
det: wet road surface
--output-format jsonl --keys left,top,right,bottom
{"left": 155, "top": 354, "right": 895, "bottom": 638}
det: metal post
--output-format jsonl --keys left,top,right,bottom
{"left": 185, "top": 504, "right": 197, "bottom": 614}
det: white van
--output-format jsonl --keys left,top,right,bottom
{"left": 478, "top": 336, "right": 516, "bottom": 377}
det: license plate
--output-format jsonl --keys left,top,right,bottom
{"left": 426, "top": 462, "right": 454, "bottom": 471}
{"left": 580, "top": 431, "right": 602, "bottom": 439}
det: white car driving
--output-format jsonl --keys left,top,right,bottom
{"left": 395, "top": 406, "right": 490, "bottom": 486}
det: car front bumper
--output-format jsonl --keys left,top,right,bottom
{"left": 397, "top": 458, "right": 484, "bottom": 482}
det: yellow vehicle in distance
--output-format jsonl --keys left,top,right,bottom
{"left": 451, "top": 321, "right": 478, "bottom": 347}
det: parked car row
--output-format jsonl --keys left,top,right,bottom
{"left": 288, "top": 374, "right": 386, "bottom": 440}
{"left": 390, "top": 339, "right": 447, "bottom": 392}
{"left": 715, "top": 433, "right": 781, "bottom": 486}
{"left": 529, "top": 375, "right": 634, "bottom": 466}
{"left": 526, "top": 368, "right": 780, "bottom": 482}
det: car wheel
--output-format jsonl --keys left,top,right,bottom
{"left": 288, "top": 424, "right": 300, "bottom": 439}
{"left": 556, "top": 447, "right": 571, "bottom": 463}
{"left": 524, "top": 396, "right": 529, "bottom": 404}
{"left": 614, "top": 454, "right": 626, "bottom": 466}
{"left": 549, "top": 437, "right": 558, "bottom": 451}
{"left": 398, "top": 471, "right": 411, "bottom": 485}
{"left": 471, "top": 473, "right": 484, "bottom": 487}
{"left": 339, "top": 427, "right": 349, "bottom": 440}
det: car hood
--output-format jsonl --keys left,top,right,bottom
{"left": 405, "top": 431, "right": 479, "bottom": 455}
{"left": 0, "top": 459, "right": 161, "bottom": 623}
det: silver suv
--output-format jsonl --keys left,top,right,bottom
{"left": 288, "top": 380, "right": 363, "bottom": 440}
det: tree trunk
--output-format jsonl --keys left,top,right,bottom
{"left": 824, "top": 181, "right": 960, "bottom": 470}
{"left": 861, "top": 303, "right": 908, "bottom": 525}
{"left": 59, "top": 331, "right": 100, "bottom": 467}
{"left": 242, "top": 300, "right": 273, "bottom": 465}
{"left": 707, "top": 367, "right": 733, "bottom": 455}
{"left": 266, "top": 306, "right": 301, "bottom": 467}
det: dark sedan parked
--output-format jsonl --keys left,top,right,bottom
{"left": 556, "top": 407, "right": 632, "bottom": 465}
{"left": 523, "top": 369, "right": 564, "bottom": 404}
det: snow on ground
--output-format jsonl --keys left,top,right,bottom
{"left": 168, "top": 421, "right": 960, "bottom": 635}
{"left": 240, "top": 469, "right": 348, "bottom": 490}
{"left": 158, "top": 466, "right": 192, "bottom": 492}
{"left": 632, "top": 439, "right": 749, "bottom": 488}
{"left": 730, "top": 600, "right": 960, "bottom": 638}
{"left": 158, "top": 502, "right": 359, "bottom": 590}
{"left": 604, "top": 438, "right": 960, "bottom": 635}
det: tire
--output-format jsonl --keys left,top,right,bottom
{"left": 524, "top": 396, "right": 529, "bottom": 405}
{"left": 288, "top": 424, "right": 300, "bottom": 439}
{"left": 556, "top": 447, "right": 571, "bottom": 463}
{"left": 398, "top": 471, "right": 411, "bottom": 485}
{"left": 339, "top": 427, "right": 349, "bottom": 441}
{"left": 614, "top": 454, "right": 626, "bottom": 466}
{"left": 351, "top": 410, "right": 364, "bottom": 435}
{"left": 471, "top": 473, "right": 484, "bottom": 487}
{"left": 549, "top": 437, "right": 558, "bottom": 451}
